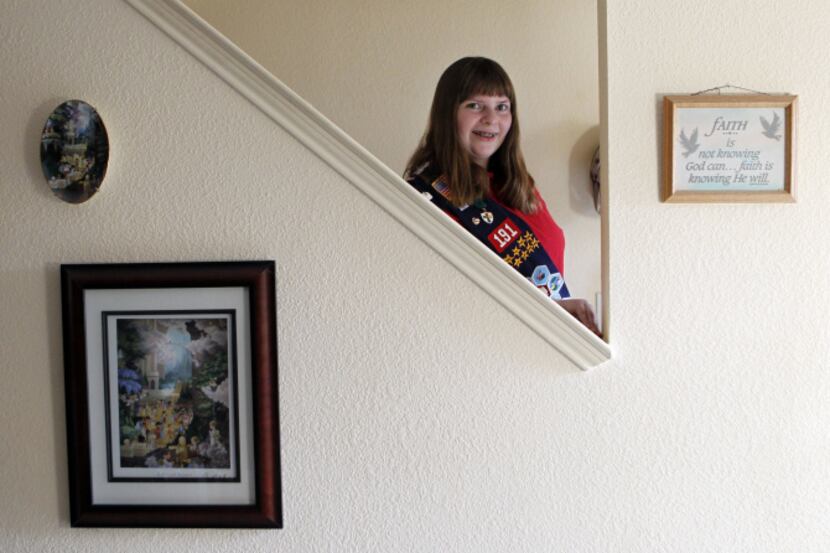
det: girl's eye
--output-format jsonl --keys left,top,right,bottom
{"left": 465, "top": 102, "right": 481, "bottom": 110}
{"left": 496, "top": 104, "right": 510, "bottom": 113}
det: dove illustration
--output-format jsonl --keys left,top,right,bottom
{"left": 679, "top": 128, "right": 699, "bottom": 157}
{"left": 760, "top": 112, "right": 782, "bottom": 141}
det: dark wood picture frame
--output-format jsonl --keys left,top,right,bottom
{"left": 61, "top": 261, "right": 281, "bottom": 528}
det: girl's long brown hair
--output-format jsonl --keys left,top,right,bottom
{"left": 405, "top": 57, "right": 537, "bottom": 213}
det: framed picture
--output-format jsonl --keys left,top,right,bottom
{"left": 61, "top": 261, "right": 281, "bottom": 528}
{"left": 663, "top": 94, "right": 797, "bottom": 202}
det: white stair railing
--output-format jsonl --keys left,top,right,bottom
{"left": 125, "top": 0, "right": 611, "bottom": 370}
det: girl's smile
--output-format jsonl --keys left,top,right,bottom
{"left": 456, "top": 94, "right": 512, "bottom": 168}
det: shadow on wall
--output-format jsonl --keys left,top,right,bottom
{"left": 43, "top": 265, "right": 72, "bottom": 523}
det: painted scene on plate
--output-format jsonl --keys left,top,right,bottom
{"left": 109, "top": 315, "right": 237, "bottom": 479}
{"left": 40, "top": 100, "right": 109, "bottom": 203}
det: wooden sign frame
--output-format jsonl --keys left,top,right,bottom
{"left": 663, "top": 94, "right": 797, "bottom": 203}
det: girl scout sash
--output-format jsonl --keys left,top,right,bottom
{"left": 407, "top": 169, "right": 570, "bottom": 300}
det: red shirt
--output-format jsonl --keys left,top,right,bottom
{"left": 487, "top": 190, "right": 566, "bottom": 275}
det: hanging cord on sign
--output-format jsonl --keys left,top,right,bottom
{"left": 691, "top": 84, "right": 782, "bottom": 96}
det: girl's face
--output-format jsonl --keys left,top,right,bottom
{"left": 455, "top": 94, "right": 512, "bottom": 168}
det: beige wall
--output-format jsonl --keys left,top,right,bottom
{"left": 604, "top": 1, "right": 830, "bottom": 549}
{"left": 182, "top": 0, "right": 602, "bottom": 300}
{"left": 4, "top": 0, "right": 830, "bottom": 552}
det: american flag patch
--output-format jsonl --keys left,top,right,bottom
{"left": 431, "top": 177, "right": 452, "bottom": 200}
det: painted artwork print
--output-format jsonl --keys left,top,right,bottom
{"left": 103, "top": 312, "right": 240, "bottom": 482}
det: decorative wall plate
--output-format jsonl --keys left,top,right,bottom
{"left": 590, "top": 146, "right": 601, "bottom": 214}
{"left": 40, "top": 100, "right": 109, "bottom": 204}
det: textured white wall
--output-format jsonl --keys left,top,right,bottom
{"left": 1, "top": 1, "right": 579, "bottom": 551}
{"left": 182, "top": 0, "right": 603, "bottom": 301}
{"left": 3, "top": 1, "right": 830, "bottom": 552}
{"left": 603, "top": 0, "right": 830, "bottom": 551}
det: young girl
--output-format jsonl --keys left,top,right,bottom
{"left": 405, "top": 57, "right": 600, "bottom": 336}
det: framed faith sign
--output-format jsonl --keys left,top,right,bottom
{"left": 662, "top": 94, "right": 797, "bottom": 202}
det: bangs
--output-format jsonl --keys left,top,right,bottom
{"left": 468, "top": 79, "right": 510, "bottom": 99}
{"left": 459, "top": 59, "right": 514, "bottom": 101}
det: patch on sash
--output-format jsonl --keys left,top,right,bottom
{"left": 431, "top": 176, "right": 452, "bottom": 200}
{"left": 530, "top": 265, "right": 565, "bottom": 299}
{"left": 503, "top": 231, "right": 539, "bottom": 268}
{"left": 531, "top": 265, "right": 551, "bottom": 286}
{"left": 488, "top": 219, "right": 520, "bottom": 253}
{"left": 430, "top": 176, "right": 467, "bottom": 210}
{"left": 549, "top": 273, "right": 565, "bottom": 299}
